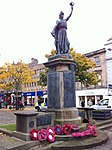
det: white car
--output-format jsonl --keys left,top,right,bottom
{"left": 91, "top": 98, "right": 112, "bottom": 110}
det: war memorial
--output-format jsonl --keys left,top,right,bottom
{"left": 3, "top": 2, "right": 109, "bottom": 150}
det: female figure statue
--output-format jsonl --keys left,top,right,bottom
{"left": 51, "top": 2, "right": 74, "bottom": 54}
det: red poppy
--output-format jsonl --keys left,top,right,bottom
{"left": 47, "top": 132, "right": 55, "bottom": 143}
{"left": 38, "top": 129, "right": 48, "bottom": 142}
{"left": 54, "top": 125, "right": 62, "bottom": 135}
{"left": 70, "top": 124, "right": 80, "bottom": 131}
{"left": 30, "top": 129, "right": 38, "bottom": 141}
{"left": 47, "top": 127, "right": 55, "bottom": 135}
{"left": 63, "top": 124, "right": 71, "bottom": 135}
{"left": 72, "top": 132, "right": 82, "bottom": 137}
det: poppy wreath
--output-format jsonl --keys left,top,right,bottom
{"left": 47, "top": 132, "right": 55, "bottom": 143}
{"left": 72, "top": 132, "right": 82, "bottom": 138}
{"left": 38, "top": 129, "right": 48, "bottom": 142}
{"left": 47, "top": 127, "right": 55, "bottom": 135}
{"left": 70, "top": 124, "right": 80, "bottom": 131}
{"left": 47, "top": 127, "right": 55, "bottom": 143}
{"left": 63, "top": 124, "right": 71, "bottom": 135}
{"left": 87, "top": 125, "right": 97, "bottom": 136}
{"left": 30, "top": 129, "right": 38, "bottom": 141}
{"left": 54, "top": 124, "right": 62, "bottom": 135}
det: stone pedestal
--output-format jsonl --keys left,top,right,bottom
{"left": 13, "top": 111, "right": 38, "bottom": 141}
{"left": 44, "top": 54, "right": 81, "bottom": 126}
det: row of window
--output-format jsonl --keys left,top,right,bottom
{"left": 34, "top": 68, "right": 45, "bottom": 75}
{"left": 24, "top": 81, "right": 39, "bottom": 88}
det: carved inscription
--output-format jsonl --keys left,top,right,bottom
{"left": 36, "top": 115, "right": 52, "bottom": 127}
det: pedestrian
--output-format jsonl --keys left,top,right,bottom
{"left": 81, "top": 100, "right": 85, "bottom": 107}
{"left": 88, "top": 99, "right": 92, "bottom": 106}
{"left": 19, "top": 101, "right": 24, "bottom": 110}
{"left": 0, "top": 100, "right": 2, "bottom": 109}
{"left": 5, "top": 101, "right": 7, "bottom": 109}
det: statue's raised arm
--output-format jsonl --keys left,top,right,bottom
{"left": 51, "top": 2, "right": 75, "bottom": 55}
{"left": 66, "top": 2, "right": 74, "bottom": 21}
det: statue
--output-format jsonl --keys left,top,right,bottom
{"left": 51, "top": 2, "right": 74, "bottom": 54}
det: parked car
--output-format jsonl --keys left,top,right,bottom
{"left": 91, "top": 96, "right": 112, "bottom": 110}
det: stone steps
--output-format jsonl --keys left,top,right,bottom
{"left": 95, "top": 118, "right": 112, "bottom": 130}
{"left": 97, "top": 122, "right": 112, "bottom": 130}
{"left": 95, "top": 119, "right": 112, "bottom": 127}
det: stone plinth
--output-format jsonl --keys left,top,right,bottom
{"left": 48, "top": 108, "right": 81, "bottom": 126}
{"left": 13, "top": 111, "right": 38, "bottom": 141}
{"left": 44, "top": 54, "right": 81, "bottom": 126}
{"left": 14, "top": 111, "right": 38, "bottom": 133}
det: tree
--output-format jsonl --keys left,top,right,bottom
{"left": 69, "top": 48, "right": 99, "bottom": 87}
{"left": 45, "top": 48, "right": 100, "bottom": 87}
{"left": 0, "top": 61, "right": 34, "bottom": 109}
{"left": 38, "top": 71, "right": 47, "bottom": 86}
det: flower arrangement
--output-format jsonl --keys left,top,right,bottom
{"left": 47, "top": 127, "right": 55, "bottom": 143}
{"left": 63, "top": 124, "right": 71, "bottom": 135}
{"left": 54, "top": 124, "right": 63, "bottom": 135}
{"left": 29, "top": 123, "right": 97, "bottom": 143}
{"left": 30, "top": 129, "right": 38, "bottom": 141}
{"left": 38, "top": 129, "right": 48, "bottom": 142}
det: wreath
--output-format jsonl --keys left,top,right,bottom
{"left": 30, "top": 129, "right": 38, "bottom": 141}
{"left": 47, "top": 132, "right": 55, "bottom": 143}
{"left": 47, "top": 127, "right": 55, "bottom": 134}
{"left": 70, "top": 124, "right": 80, "bottom": 131}
{"left": 38, "top": 129, "right": 48, "bottom": 142}
{"left": 54, "top": 125, "right": 62, "bottom": 135}
{"left": 47, "top": 127, "right": 55, "bottom": 143}
{"left": 63, "top": 124, "right": 71, "bottom": 135}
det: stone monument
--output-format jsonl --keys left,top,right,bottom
{"left": 44, "top": 2, "right": 81, "bottom": 126}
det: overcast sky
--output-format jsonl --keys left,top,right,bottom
{"left": 0, "top": 0, "right": 112, "bottom": 65}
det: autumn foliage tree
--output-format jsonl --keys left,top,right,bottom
{"left": 45, "top": 48, "right": 99, "bottom": 87}
{"left": 0, "top": 61, "right": 34, "bottom": 92}
{"left": 0, "top": 61, "right": 34, "bottom": 109}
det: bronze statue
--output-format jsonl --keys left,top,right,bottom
{"left": 51, "top": 2, "right": 74, "bottom": 54}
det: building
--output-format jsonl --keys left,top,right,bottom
{"left": 104, "top": 38, "right": 112, "bottom": 95}
{"left": 76, "top": 48, "right": 108, "bottom": 107}
{"left": 76, "top": 37, "right": 112, "bottom": 107}
{"left": 22, "top": 58, "right": 47, "bottom": 105}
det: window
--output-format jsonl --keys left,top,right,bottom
{"left": 34, "top": 70, "right": 36, "bottom": 75}
{"left": 99, "top": 99, "right": 109, "bottom": 105}
{"left": 34, "top": 82, "right": 36, "bottom": 86}
{"left": 97, "top": 73, "right": 102, "bottom": 86}
{"left": 94, "top": 56, "right": 100, "bottom": 66}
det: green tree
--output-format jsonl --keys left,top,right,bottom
{"left": 69, "top": 48, "right": 99, "bottom": 87}
{"left": 38, "top": 71, "right": 47, "bottom": 86}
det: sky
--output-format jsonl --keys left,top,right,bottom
{"left": 0, "top": 0, "right": 112, "bottom": 66}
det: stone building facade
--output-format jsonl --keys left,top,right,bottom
{"left": 22, "top": 58, "right": 47, "bottom": 105}
{"left": 76, "top": 48, "right": 108, "bottom": 107}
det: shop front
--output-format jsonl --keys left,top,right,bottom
{"left": 76, "top": 88, "right": 108, "bottom": 107}
{"left": 23, "top": 90, "right": 47, "bottom": 105}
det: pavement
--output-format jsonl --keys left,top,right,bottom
{"left": 0, "top": 106, "right": 34, "bottom": 126}
{"left": 0, "top": 107, "right": 112, "bottom": 150}
{"left": 0, "top": 106, "right": 39, "bottom": 150}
